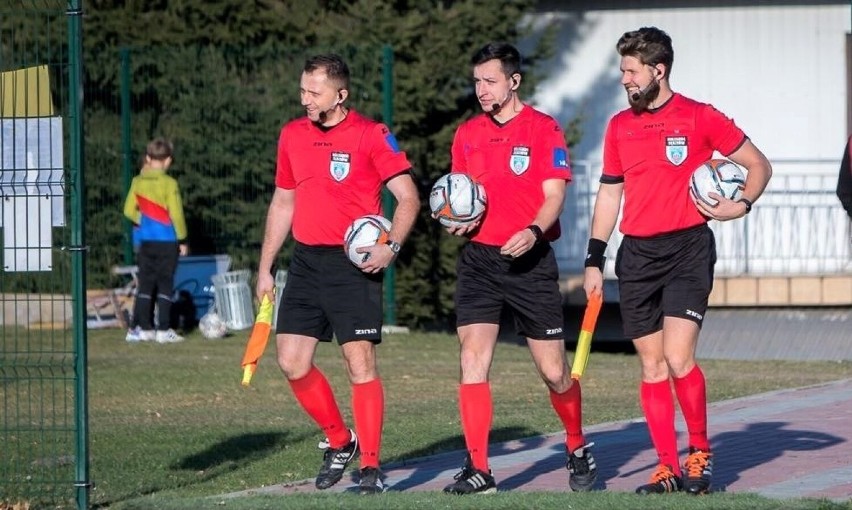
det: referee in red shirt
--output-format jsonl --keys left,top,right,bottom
{"left": 256, "top": 54, "right": 419, "bottom": 495}
{"left": 441, "top": 42, "right": 598, "bottom": 495}
{"left": 583, "top": 27, "right": 772, "bottom": 495}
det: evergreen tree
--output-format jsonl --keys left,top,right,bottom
{"left": 77, "top": 0, "right": 570, "bottom": 329}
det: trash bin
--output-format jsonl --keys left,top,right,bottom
{"left": 211, "top": 269, "right": 254, "bottom": 330}
{"left": 272, "top": 269, "right": 288, "bottom": 329}
{"left": 173, "top": 254, "right": 231, "bottom": 320}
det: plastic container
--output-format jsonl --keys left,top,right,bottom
{"left": 211, "top": 269, "right": 254, "bottom": 330}
{"left": 172, "top": 254, "right": 231, "bottom": 320}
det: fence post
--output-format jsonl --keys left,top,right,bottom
{"left": 67, "top": 1, "right": 92, "bottom": 509}
{"left": 381, "top": 44, "right": 397, "bottom": 326}
{"left": 120, "top": 47, "right": 133, "bottom": 266}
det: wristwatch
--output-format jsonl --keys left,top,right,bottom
{"left": 526, "top": 224, "right": 543, "bottom": 242}
{"left": 737, "top": 198, "right": 753, "bottom": 214}
{"left": 385, "top": 239, "right": 401, "bottom": 254}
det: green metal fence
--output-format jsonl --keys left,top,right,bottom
{"left": 1, "top": 14, "right": 397, "bottom": 505}
{"left": 0, "top": 1, "right": 89, "bottom": 508}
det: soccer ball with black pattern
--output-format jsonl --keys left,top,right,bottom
{"left": 429, "top": 173, "right": 487, "bottom": 228}
{"left": 343, "top": 215, "right": 392, "bottom": 266}
{"left": 690, "top": 159, "right": 745, "bottom": 207}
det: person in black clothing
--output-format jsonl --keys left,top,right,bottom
{"left": 837, "top": 136, "right": 852, "bottom": 220}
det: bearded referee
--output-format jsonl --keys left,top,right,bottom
{"left": 582, "top": 27, "right": 772, "bottom": 495}
{"left": 256, "top": 54, "right": 419, "bottom": 495}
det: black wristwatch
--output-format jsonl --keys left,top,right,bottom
{"left": 526, "top": 224, "right": 543, "bottom": 242}
{"left": 385, "top": 240, "right": 401, "bottom": 254}
{"left": 738, "top": 198, "right": 753, "bottom": 214}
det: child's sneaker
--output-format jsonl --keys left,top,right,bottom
{"left": 155, "top": 329, "right": 184, "bottom": 343}
{"left": 125, "top": 326, "right": 142, "bottom": 342}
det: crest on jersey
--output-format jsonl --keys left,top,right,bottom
{"left": 330, "top": 152, "right": 351, "bottom": 181}
{"left": 510, "top": 146, "right": 530, "bottom": 175}
{"left": 665, "top": 136, "right": 688, "bottom": 166}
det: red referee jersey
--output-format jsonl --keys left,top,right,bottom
{"left": 276, "top": 110, "right": 412, "bottom": 246}
{"left": 451, "top": 105, "right": 572, "bottom": 246}
{"left": 602, "top": 93, "right": 746, "bottom": 237}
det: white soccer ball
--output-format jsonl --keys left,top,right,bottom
{"left": 199, "top": 310, "right": 228, "bottom": 339}
{"left": 429, "top": 173, "right": 487, "bottom": 228}
{"left": 690, "top": 159, "right": 746, "bottom": 207}
{"left": 343, "top": 215, "right": 392, "bottom": 265}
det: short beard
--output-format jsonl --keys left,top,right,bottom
{"left": 627, "top": 79, "right": 661, "bottom": 114}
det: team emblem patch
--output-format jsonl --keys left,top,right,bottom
{"left": 665, "top": 136, "right": 688, "bottom": 166}
{"left": 510, "top": 146, "right": 530, "bottom": 175}
{"left": 330, "top": 152, "right": 351, "bottom": 181}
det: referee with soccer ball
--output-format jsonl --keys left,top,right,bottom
{"left": 439, "top": 42, "right": 598, "bottom": 495}
{"left": 256, "top": 54, "right": 419, "bottom": 495}
{"left": 583, "top": 27, "right": 772, "bottom": 495}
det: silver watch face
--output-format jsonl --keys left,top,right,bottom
{"left": 386, "top": 240, "right": 401, "bottom": 253}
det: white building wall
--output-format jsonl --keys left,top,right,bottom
{"left": 526, "top": 4, "right": 852, "bottom": 274}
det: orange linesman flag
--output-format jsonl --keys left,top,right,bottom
{"left": 240, "top": 295, "right": 275, "bottom": 386}
{"left": 571, "top": 292, "right": 603, "bottom": 380}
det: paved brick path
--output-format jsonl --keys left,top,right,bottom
{"left": 229, "top": 379, "right": 852, "bottom": 501}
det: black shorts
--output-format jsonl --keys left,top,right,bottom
{"left": 455, "top": 241, "right": 564, "bottom": 340}
{"left": 615, "top": 224, "right": 716, "bottom": 339}
{"left": 276, "top": 243, "right": 383, "bottom": 344}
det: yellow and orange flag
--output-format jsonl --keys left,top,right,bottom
{"left": 571, "top": 292, "right": 603, "bottom": 381}
{"left": 240, "top": 295, "right": 274, "bottom": 387}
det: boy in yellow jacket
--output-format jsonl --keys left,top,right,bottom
{"left": 123, "top": 137, "right": 188, "bottom": 343}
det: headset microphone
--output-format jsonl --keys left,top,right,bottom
{"left": 490, "top": 91, "right": 513, "bottom": 113}
{"left": 317, "top": 94, "right": 343, "bottom": 124}
{"left": 630, "top": 88, "right": 644, "bottom": 102}
{"left": 317, "top": 106, "right": 332, "bottom": 124}
{"left": 490, "top": 78, "right": 517, "bottom": 113}
{"left": 631, "top": 68, "right": 659, "bottom": 102}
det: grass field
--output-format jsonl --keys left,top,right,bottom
{"left": 5, "top": 327, "right": 852, "bottom": 509}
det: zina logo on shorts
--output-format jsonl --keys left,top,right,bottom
{"left": 355, "top": 328, "right": 378, "bottom": 335}
{"left": 685, "top": 309, "right": 703, "bottom": 321}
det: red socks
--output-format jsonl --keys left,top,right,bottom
{"left": 673, "top": 365, "right": 709, "bottom": 451}
{"left": 549, "top": 381, "right": 586, "bottom": 453}
{"left": 288, "top": 366, "right": 350, "bottom": 448}
{"left": 289, "top": 368, "right": 385, "bottom": 469}
{"left": 459, "top": 382, "right": 492, "bottom": 472}
{"left": 640, "top": 379, "right": 680, "bottom": 475}
{"left": 352, "top": 378, "right": 384, "bottom": 469}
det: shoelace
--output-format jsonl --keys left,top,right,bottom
{"left": 684, "top": 451, "right": 711, "bottom": 478}
{"left": 650, "top": 464, "right": 676, "bottom": 483}
{"left": 453, "top": 465, "right": 474, "bottom": 481}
